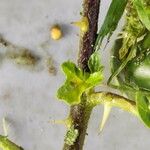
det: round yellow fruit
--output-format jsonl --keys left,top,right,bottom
{"left": 50, "top": 25, "right": 62, "bottom": 40}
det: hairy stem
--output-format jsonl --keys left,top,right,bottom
{"left": 78, "top": 0, "right": 100, "bottom": 72}
{"left": 63, "top": 0, "right": 101, "bottom": 150}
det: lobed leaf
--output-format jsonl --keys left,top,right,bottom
{"left": 57, "top": 61, "right": 103, "bottom": 105}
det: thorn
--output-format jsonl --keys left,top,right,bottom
{"left": 50, "top": 117, "right": 72, "bottom": 129}
{"left": 99, "top": 103, "right": 112, "bottom": 133}
{"left": 71, "top": 17, "right": 89, "bottom": 33}
{"left": 2, "top": 117, "right": 8, "bottom": 136}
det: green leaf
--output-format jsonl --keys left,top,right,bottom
{"left": 57, "top": 61, "right": 103, "bottom": 105}
{"left": 142, "top": 32, "right": 150, "bottom": 49}
{"left": 57, "top": 80, "right": 86, "bottom": 105}
{"left": 108, "top": 45, "right": 137, "bottom": 85}
{"left": 0, "top": 135, "right": 23, "bottom": 150}
{"left": 136, "top": 92, "right": 150, "bottom": 128}
{"left": 61, "top": 61, "right": 85, "bottom": 81}
{"left": 95, "top": 0, "right": 128, "bottom": 51}
{"left": 133, "top": 0, "right": 150, "bottom": 31}
{"left": 86, "top": 71, "right": 103, "bottom": 86}
{"left": 88, "top": 52, "right": 103, "bottom": 73}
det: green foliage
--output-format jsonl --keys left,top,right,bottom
{"left": 88, "top": 52, "right": 103, "bottom": 73}
{"left": 126, "top": 52, "right": 150, "bottom": 91}
{"left": 95, "top": 0, "right": 128, "bottom": 51}
{"left": 108, "top": 0, "right": 150, "bottom": 129}
{"left": 133, "top": 0, "right": 150, "bottom": 31}
{"left": 0, "top": 135, "right": 23, "bottom": 150}
{"left": 57, "top": 61, "right": 103, "bottom": 105}
{"left": 142, "top": 32, "right": 150, "bottom": 49}
{"left": 108, "top": 45, "right": 137, "bottom": 85}
{"left": 118, "top": 17, "right": 144, "bottom": 59}
{"left": 136, "top": 92, "right": 150, "bottom": 127}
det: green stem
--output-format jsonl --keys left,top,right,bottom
{"left": 88, "top": 92, "right": 138, "bottom": 116}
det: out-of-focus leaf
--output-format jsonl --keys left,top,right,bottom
{"left": 95, "top": 0, "right": 128, "bottom": 51}
{"left": 142, "top": 32, "right": 150, "bottom": 49}
{"left": 136, "top": 92, "right": 150, "bottom": 128}
{"left": 134, "top": 0, "right": 150, "bottom": 31}
{"left": 108, "top": 45, "right": 136, "bottom": 85}
{"left": 0, "top": 135, "right": 23, "bottom": 150}
{"left": 57, "top": 61, "right": 103, "bottom": 105}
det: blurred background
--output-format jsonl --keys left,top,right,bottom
{"left": 0, "top": 0, "right": 149, "bottom": 150}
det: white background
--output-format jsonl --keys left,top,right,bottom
{"left": 0, "top": 0, "right": 149, "bottom": 150}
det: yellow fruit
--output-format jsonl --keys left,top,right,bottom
{"left": 50, "top": 25, "right": 62, "bottom": 40}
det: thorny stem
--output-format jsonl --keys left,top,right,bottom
{"left": 88, "top": 92, "right": 138, "bottom": 117}
{"left": 63, "top": 0, "right": 101, "bottom": 150}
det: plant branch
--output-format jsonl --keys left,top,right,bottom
{"left": 88, "top": 92, "right": 138, "bottom": 116}
{"left": 63, "top": 0, "right": 101, "bottom": 150}
{"left": 78, "top": 0, "right": 100, "bottom": 72}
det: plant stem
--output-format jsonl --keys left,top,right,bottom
{"left": 63, "top": 95, "right": 93, "bottom": 150}
{"left": 63, "top": 0, "right": 101, "bottom": 150}
{"left": 78, "top": 0, "right": 101, "bottom": 72}
{"left": 88, "top": 92, "right": 138, "bottom": 117}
